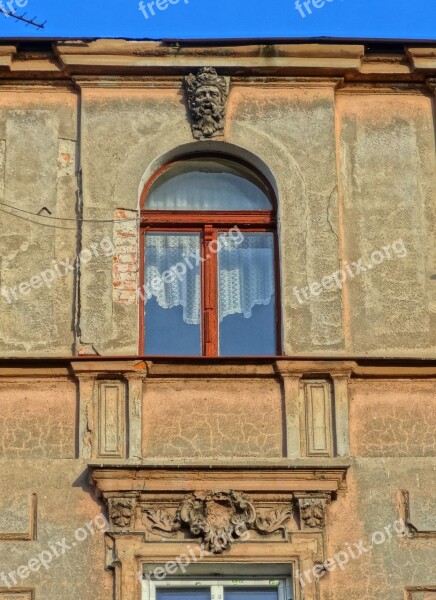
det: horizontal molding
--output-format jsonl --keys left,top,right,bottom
{"left": 0, "top": 43, "right": 434, "bottom": 80}
{"left": 407, "top": 47, "right": 436, "bottom": 71}
{"left": 90, "top": 465, "right": 349, "bottom": 494}
{"left": 1, "top": 359, "right": 436, "bottom": 379}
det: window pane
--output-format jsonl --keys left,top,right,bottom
{"left": 218, "top": 233, "right": 276, "bottom": 356}
{"left": 144, "top": 233, "right": 201, "bottom": 355}
{"left": 157, "top": 589, "right": 210, "bottom": 600}
{"left": 147, "top": 159, "right": 272, "bottom": 211}
{"left": 225, "top": 588, "right": 279, "bottom": 600}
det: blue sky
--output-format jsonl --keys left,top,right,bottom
{"left": 0, "top": 0, "right": 435, "bottom": 41}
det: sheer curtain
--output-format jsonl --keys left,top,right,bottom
{"left": 147, "top": 160, "right": 272, "bottom": 211}
{"left": 145, "top": 233, "right": 275, "bottom": 326}
{"left": 145, "top": 234, "right": 201, "bottom": 326}
{"left": 218, "top": 233, "right": 275, "bottom": 323}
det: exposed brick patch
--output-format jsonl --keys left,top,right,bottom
{"left": 113, "top": 210, "right": 138, "bottom": 305}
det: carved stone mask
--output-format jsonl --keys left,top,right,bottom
{"left": 185, "top": 67, "right": 229, "bottom": 140}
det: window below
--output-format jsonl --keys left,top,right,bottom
{"left": 142, "top": 578, "right": 293, "bottom": 600}
{"left": 141, "top": 156, "right": 281, "bottom": 357}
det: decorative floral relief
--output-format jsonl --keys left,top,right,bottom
{"left": 109, "top": 490, "right": 331, "bottom": 550}
{"left": 178, "top": 490, "right": 256, "bottom": 553}
{"left": 142, "top": 508, "right": 181, "bottom": 536}
{"left": 298, "top": 496, "right": 330, "bottom": 529}
{"left": 108, "top": 497, "right": 136, "bottom": 530}
{"left": 140, "top": 491, "right": 295, "bottom": 553}
{"left": 255, "top": 506, "right": 294, "bottom": 534}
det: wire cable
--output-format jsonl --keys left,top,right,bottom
{"left": 0, "top": 207, "right": 78, "bottom": 230}
{"left": 0, "top": 200, "right": 139, "bottom": 224}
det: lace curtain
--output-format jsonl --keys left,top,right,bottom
{"left": 145, "top": 233, "right": 275, "bottom": 326}
{"left": 218, "top": 234, "right": 275, "bottom": 322}
{"left": 145, "top": 234, "right": 201, "bottom": 326}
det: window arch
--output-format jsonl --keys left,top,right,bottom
{"left": 140, "top": 154, "right": 281, "bottom": 357}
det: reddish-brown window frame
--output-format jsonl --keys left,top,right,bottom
{"left": 139, "top": 154, "right": 282, "bottom": 357}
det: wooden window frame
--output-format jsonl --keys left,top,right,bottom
{"left": 139, "top": 154, "right": 282, "bottom": 357}
{"left": 142, "top": 577, "right": 292, "bottom": 600}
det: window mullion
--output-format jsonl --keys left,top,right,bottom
{"left": 211, "top": 584, "right": 224, "bottom": 600}
{"left": 203, "top": 225, "right": 218, "bottom": 356}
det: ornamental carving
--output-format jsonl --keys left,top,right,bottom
{"left": 142, "top": 508, "right": 181, "bottom": 537}
{"left": 108, "top": 497, "right": 136, "bottom": 531}
{"left": 185, "top": 67, "right": 229, "bottom": 140}
{"left": 255, "top": 506, "right": 294, "bottom": 534}
{"left": 298, "top": 495, "right": 330, "bottom": 529}
{"left": 178, "top": 490, "right": 256, "bottom": 553}
{"left": 140, "top": 490, "right": 296, "bottom": 553}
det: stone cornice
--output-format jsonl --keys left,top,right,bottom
{"left": 54, "top": 41, "right": 364, "bottom": 74}
{"left": 0, "top": 46, "right": 16, "bottom": 71}
{"left": 1, "top": 359, "right": 436, "bottom": 379}
{"left": 0, "top": 41, "right": 434, "bottom": 80}
{"left": 407, "top": 47, "right": 436, "bottom": 71}
{"left": 90, "top": 465, "right": 349, "bottom": 494}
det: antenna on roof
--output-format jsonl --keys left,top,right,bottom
{"left": 0, "top": 10, "right": 46, "bottom": 29}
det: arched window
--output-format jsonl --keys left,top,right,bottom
{"left": 140, "top": 155, "right": 280, "bottom": 356}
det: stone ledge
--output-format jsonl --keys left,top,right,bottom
{"left": 90, "top": 465, "right": 349, "bottom": 494}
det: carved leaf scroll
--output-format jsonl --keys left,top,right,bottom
{"left": 255, "top": 507, "right": 293, "bottom": 534}
{"left": 142, "top": 508, "right": 181, "bottom": 536}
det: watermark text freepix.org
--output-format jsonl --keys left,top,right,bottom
{"left": 0, "top": 0, "right": 28, "bottom": 17}
{"left": 1, "top": 237, "right": 115, "bottom": 305}
{"left": 292, "top": 239, "right": 408, "bottom": 305}
{"left": 138, "top": 225, "right": 243, "bottom": 302}
{"left": 0, "top": 513, "right": 108, "bottom": 588}
{"left": 142, "top": 522, "right": 250, "bottom": 583}
{"left": 296, "top": 517, "right": 409, "bottom": 587}
{"left": 294, "top": 0, "right": 335, "bottom": 18}
{"left": 139, "top": 0, "right": 188, "bottom": 20}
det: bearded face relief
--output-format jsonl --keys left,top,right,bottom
{"left": 185, "top": 67, "right": 229, "bottom": 140}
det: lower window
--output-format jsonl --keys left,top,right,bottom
{"left": 143, "top": 578, "right": 293, "bottom": 600}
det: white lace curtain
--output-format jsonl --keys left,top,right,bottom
{"left": 145, "top": 234, "right": 275, "bottom": 326}
{"left": 218, "top": 234, "right": 275, "bottom": 321}
{"left": 145, "top": 234, "right": 201, "bottom": 326}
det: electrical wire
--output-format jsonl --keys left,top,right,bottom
{"left": 0, "top": 207, "right": 78, "bottom": 230}
{"left": 0, "top": 200, "right": 139, "bottom": 224}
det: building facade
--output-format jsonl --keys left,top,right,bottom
{"left": 0, "top": 40, "right": 435, "bottom": 600}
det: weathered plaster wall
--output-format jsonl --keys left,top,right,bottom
{"left": 0, "top": 460, "right": 111, "bottom": 600}
{"left": 337, "top": 92, "right": 436, "bottom": 356}
{"left": 142, "top": 378, "right": 283, "bottom": 459}
{"left": 0, "top": 376, "right": 111, "bottom": 600}
{"left": 0, "top": 89, "right": 78, "bottom": 356}
{"left": 0, "top": 379, "right": 76, "bottom": 458}
{"left": 350, "top": 380, "right": 436, "bottom": 457}
{"left": 323, "top": 378, "right": 436, "bottom": 600}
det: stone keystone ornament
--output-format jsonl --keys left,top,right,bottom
{"left": 178, "top": 490, "right": 256, "bottom": 553}
{"left": 185, "top": 67, "right": 229, "bottom": 140}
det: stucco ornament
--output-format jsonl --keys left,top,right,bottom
{"left": 255, "top": 506, "right": 294, "bottom": 534}
{"left": 179, "top": 490, "right": 256, "bottom": 553}
{"left": 108, "top": 497, "right": 136, "bottom": 530}
{"left": 298, "top": 496, "right": 330, "bottom": 529}
{"left": 142, "top": 508, "right": 181, "bottom": 537}
{"left": 185, "top": 67, "right": 229, "bottom": 140}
